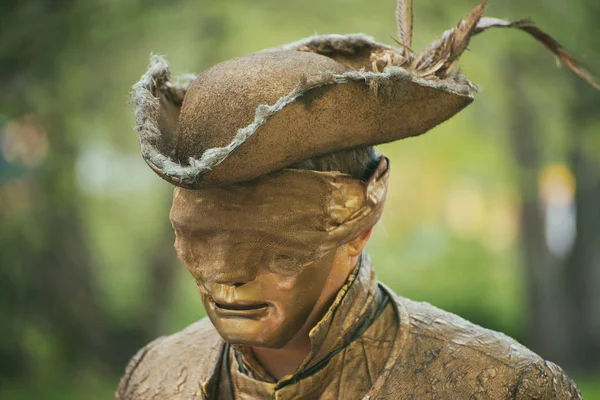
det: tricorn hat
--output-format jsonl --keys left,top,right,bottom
{"left": 132, "top": 0, "right": 597, "bottom": 189}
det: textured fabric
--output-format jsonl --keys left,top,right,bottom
{"left": 115, "top": 319, "right": 224, "bottom": 400}
{"left": 170, "top": 158, "right": 388, "bottom": 274}
{"left": 115, "top": 254, "right": 582, "bottom": 400}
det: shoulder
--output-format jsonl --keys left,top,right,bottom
{"left": 398, "top": 296, "right": 540, "bottom": 369}
{"left": 115, "top": 317, "right": 223, "bottom": 400}
{"left": 514, "top": 359, "right": 582, "bottom": 399}
{"left": 382, "top": 293, "right": 581, "bottom": 398}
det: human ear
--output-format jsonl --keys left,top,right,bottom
{"left": 346, "top": 226, "right": 374, "bottom": 257}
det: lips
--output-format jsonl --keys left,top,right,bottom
{"left": 208, "top": 298, "right": 269, "bottom": 320}
{"left": 214, "top": 301, "right": 268, "bottom": 311}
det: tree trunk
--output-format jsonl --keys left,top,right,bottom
{"left": 565, "top": 77, "right": 600, "bottom": 371}
{"left": 504, "top": 55, "right": 574, "bottom": 368}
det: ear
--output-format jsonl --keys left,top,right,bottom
{"left": 346, "top": 226, "right": 374, "bottom": 257}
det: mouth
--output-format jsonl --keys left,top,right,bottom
{"left": 208, "top": 298, "right": 270, "bottom": 319}
{"left": 214, "top": 301, "right": 269, "bottom": 311}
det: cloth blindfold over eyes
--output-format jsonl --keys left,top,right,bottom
{"left": 170, "top": 156, "right": 390, "bottom": 274}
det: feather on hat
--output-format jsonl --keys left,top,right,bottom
{"left": 132, "top": 0, "right": 597, "bottom": 189}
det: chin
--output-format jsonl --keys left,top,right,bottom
{"left": 208, "top": 314, "right": 294, "bottom": 348}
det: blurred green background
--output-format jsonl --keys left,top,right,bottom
{"left": 1, "top": 0, "right": 599, "bottom": 398}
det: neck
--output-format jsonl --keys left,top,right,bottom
{"left": 251, "top": 252, "right": 359, "bottom": 380}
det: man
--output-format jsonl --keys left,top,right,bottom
{"left": 117, "top": 0, "right": 596, "bottom": 398}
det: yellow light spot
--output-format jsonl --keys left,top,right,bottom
{"left": 538, "top": 163, "right": 576, "bottom": 207}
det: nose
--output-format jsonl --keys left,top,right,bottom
{"left": 178, "top": 232, "right": 261, "bottom": 287}
{"left": 203, "top": 267, "right": 257, "bottom": 287}
{"left": 213, "top": 278, "right": 247, "bottom": 287}
{"left": 201, "top": 270, "right": 256, "bottom": 300}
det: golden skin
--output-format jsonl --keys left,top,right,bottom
{"left": 170, "top": 193, "right": 373, "bottom": 378}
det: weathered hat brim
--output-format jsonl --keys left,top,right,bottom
{"left": 133, "top": 34, "right": 475, "bottom": 188}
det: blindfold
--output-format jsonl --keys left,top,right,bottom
{"left": 170, "top": 156, "right": 389, "bottom": 275}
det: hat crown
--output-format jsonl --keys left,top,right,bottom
{"left": 178, "top": 51, "right": 347, "bottom": 162}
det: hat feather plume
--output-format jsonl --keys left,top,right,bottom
{"left": 411, "top": 0, "right": 488, "bottom": 76}
{"left": 471, "top": 17, "right": 600, "bottom": 90}
{"left": 396, "top": 0, "right": 414, "bottom": 54}
{"left": 406, "top": 0, "right": 598, "bottom": 90}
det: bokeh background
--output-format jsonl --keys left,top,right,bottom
{"left": 1, "top": 0, "right": 599, "bottom": 398}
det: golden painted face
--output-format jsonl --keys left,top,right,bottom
{"left": 169, "top": 212, "right": 340, "bottom": 348}
{"left": 168, "top": 158, "right": 388, "bottom": 347}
